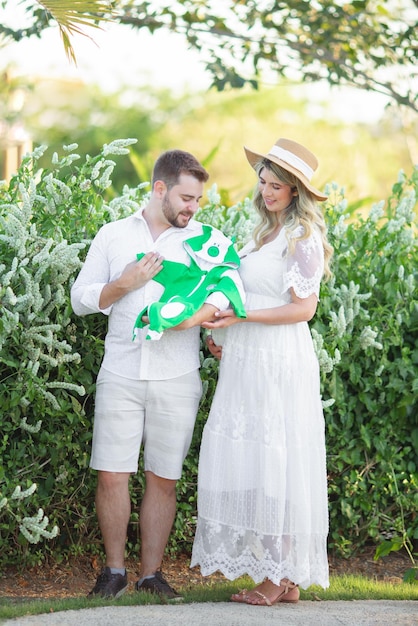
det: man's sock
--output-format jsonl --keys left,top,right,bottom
{"left": 137, "top": 573, "right": 156, "bottom": 586}
{"left": 110, "top": 567, "right": 126, "bottom": 576}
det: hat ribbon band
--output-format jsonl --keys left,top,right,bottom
{"left": 269, "top": 146, "right": 314, "bottom": 180}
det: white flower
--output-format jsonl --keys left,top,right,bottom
{"left": 395, "top": 191, "right": 416, "bottom": 222}
{"left": 11, "top": 483, "right": 37, "bottom": 500}
{"left": 405, "top": 275, "right": 415, "bottom": 294}
{"left": 369, "top": 201, "right": 384, "bottom": 223}
{"left": 20, "top": 417, "right": 43, "bottom": 433}
{"left": 387, "top": 217, "right": 406, "bottom": 234}
{"left": 20, "top": 509, "right": 59, "bottom": 543}
{"left": 80, "top": 179, "right": 92, "bottom": 191}
{"left": 4, "top": 286, "right": 17, "bottom": 305}
{"left": 97, "top": 165, "right": 114, "bottom": 189}
{"left": 330, "top": 306, "right": 347, "bottom": 337}
{"left": 102, "top": 138, "right": 137, "bottom": 156}
{"left": 91, "top": 159, "right": 104, "bottom": 180}
{"left": 397, "top": 169, "right": 406, "bottom": 183}
{"left": 207, "top": 184, "right": 221, "bottom": 205}
{"left": 360, "top": 326, "right": 383, "bottom": 350}
{"left": 332, "top": 215, "right": 348, "bottom": 238}
{"left": 318, "top": 349, "right": 334, "bottom": 373}
{"left": 46, "top": 381, "right": 86, "bottom": 396}
{"left": 30, "top": 145, "right": 47, "bottom": 159}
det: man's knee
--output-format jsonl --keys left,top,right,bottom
{"left": 145, "top": 471, "right": 177, "bottom": 497}
{"left": 97, "top": 470, "right": 130, "bottom": 492}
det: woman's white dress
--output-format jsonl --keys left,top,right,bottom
{"left": 191, "top": 226, "right": 329, "bottom": 589}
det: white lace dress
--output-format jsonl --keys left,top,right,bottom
{"left": 191, "top": 226, "right": 329, "bottom": 589}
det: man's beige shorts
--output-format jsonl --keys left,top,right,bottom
{"left": 90, "top": 368, "right": 202, "bottom": 479}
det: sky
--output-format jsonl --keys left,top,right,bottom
{"left": 1, "top": 3, "right": 390, "bottom": 123}
{"left": 1, "top": 5, "right": 211, "bottom": 93}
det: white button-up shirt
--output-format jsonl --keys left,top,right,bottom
{"left": 71, "top": 209, "right": 242, "bottom": 380}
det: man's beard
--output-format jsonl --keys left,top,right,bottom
{"left": 162, "top": 194, "right": 192, "bottom": 228}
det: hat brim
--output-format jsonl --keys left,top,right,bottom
{"left": 244, "top": 146, "right": 328, "bottom": 201}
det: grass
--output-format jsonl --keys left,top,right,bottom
{"left": 0, "top": 575, "right": 417, "bottom": 621}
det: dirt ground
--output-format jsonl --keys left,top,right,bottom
{"left": 0, "top": 547, "right": 412, "bottom": 600}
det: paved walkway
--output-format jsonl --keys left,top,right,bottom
{"left": 3, "top": 600, "right": 417, "bottom": 626}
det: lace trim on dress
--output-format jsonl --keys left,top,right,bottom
{"left": 191, "top": 518, "right": 330, "bottom": 589}
{"left": 282, "top": 230, "right": 324, "bottom": 298}
{"left": 283, "top": 261, "right": 323, "bottom": 299}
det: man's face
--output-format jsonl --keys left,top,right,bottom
{"left": 161, "top": 174, "right": 204, "bottom": 228}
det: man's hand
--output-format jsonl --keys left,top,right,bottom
{"left": 99, "top": 252, "right": 163, "bottom": 310}
{"left": 119, "top": 252, "right": 163, "bottom": 292}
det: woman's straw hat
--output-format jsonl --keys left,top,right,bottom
{"left": 244, "top": 137, "right": 327, "bottom": 201}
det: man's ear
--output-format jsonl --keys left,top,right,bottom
{"left": 153, "top": 180, "right": 167, "bottom": 197}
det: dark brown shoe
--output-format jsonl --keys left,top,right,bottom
{"left": 135, "top": 570, "right": 182, "bottom": 601}
{"left": 88, "top": 567, "right": 128, "bottom": 598}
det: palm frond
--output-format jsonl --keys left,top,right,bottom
{"left": 37, "top": 0, "right": 116, "bottom": 64}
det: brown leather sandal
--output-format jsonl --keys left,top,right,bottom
{"left": 246, "top": 579, "right": 300, "bottom": 606}
{"left": 275, "top": 579, "right": 300, "bottom": 604}
{"left": 230, "top": 589, "right": 250, "bottom": 603}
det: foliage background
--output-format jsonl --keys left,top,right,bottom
{"left": 0, "top": 141, "right": 416, "bottom": 570}
{"left": 1, "top": 0, "right": 417, "bottom": 109}
{"left": 1, "top": 75, "right": 416, "bottom": 206}
{"left": 0, "top": 0, "right": 417, "bottom": 575}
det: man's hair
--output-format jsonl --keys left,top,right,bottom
{"left": 152, "top": 149, "right": 209, "bottom": 188}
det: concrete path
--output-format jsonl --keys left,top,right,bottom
{"left": 2, "top": 600, "right": 417, "bottom": 626}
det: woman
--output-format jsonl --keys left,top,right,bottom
{"left": 191, "top": 137, "right": 332, "bottom": 606}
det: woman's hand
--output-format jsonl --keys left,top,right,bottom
{"left": 206, "top": 335, "right": 222, "bottom": 359}
{"left": 202, "top": 308, "right": 240, "bottom": 329}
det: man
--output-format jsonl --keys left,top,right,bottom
{"left": 71, "top": 149, "right": 244, "bottom": 600}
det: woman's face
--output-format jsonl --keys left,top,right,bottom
{"left": 258, "top": 166, "right": 295, "bottom": 215}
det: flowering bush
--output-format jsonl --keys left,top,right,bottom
{"left": 0, "top": 141, "right": 416, "bottom": 567}
{"left": 0, "top": 140, "right": 142, "bottom": 565}
{"left": 315, "top": 173, "right": 417, "bottom": 558}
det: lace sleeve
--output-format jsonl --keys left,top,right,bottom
{"left": 282, "top": 230, "right": 324, "bottom": 298}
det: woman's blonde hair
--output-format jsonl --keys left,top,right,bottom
{"left": 252, "top": 159, "right": 333, "bottom": 279}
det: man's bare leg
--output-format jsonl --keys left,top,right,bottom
{"left": 95, "top": 471, "right": 131, "bottom": 568}
{"left": 139, "top": 470, "right": 177, "bottom": 577}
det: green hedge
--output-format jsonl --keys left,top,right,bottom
{"left": 313, "top": 178, "right": 417, "bottom": 558}
{"left": 0, "top": 142, "right": 416, "bottom": 569}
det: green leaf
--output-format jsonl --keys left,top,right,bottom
{"left": 403, "top": 568, "right": 418, "bottom": 584}
{"left": 374, "top": 539, "right": 404, "bottom": 560}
